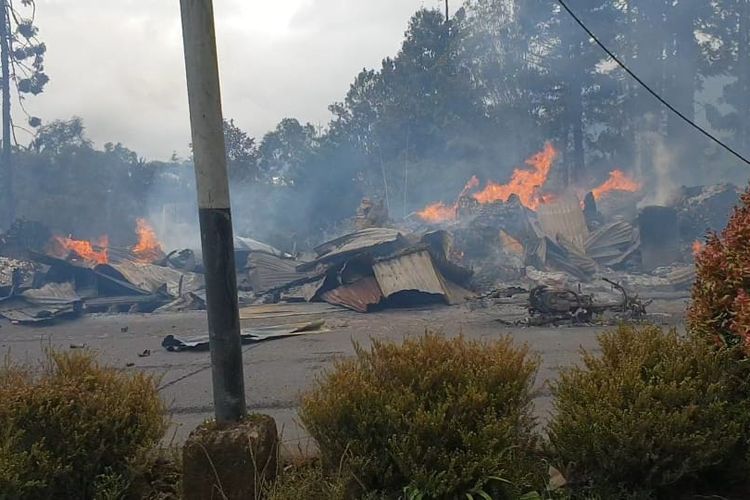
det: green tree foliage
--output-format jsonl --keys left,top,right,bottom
{"left": 223, "top": 118, "right": 259, "bottom": 183}
{"left": 10, "top": 1, "right": 750, "bottom": 246}
{"left": 14, "top": 118, "right": 170, "bottom": 244}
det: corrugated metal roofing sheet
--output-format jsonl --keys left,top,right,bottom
{"left": 373, "top": 250, "right": 446, "bottom": 299}
{"left": 99, "top": 261, "right": 204, "bottom": 297}
{"left": 537, "top": 196, "right": 589, "bottom": 251}
{"left": 247, "top": 252, "right": 310, "bottom": 293}
{"left": 299, "top": 228, "right": 405, "bottom": 272}
{"left": 321, "top": 277, "right": 383, "bottom": 313}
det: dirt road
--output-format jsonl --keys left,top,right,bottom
{"left": 0, "top": 299, "right": 687, "bottom": 453}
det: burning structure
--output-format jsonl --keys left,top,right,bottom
{"left": 0, "top": 144, "right": 739, "bottom": 325}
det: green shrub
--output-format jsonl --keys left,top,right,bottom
{"left": 0, "top": 349, "right": 168, "bottom": 499}
{"left": 300, "top": 333, "right": 545, "bottom": 499}
{"left": 548, "top": 325, "right": 746, "bottom": 499}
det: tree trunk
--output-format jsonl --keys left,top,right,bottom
{"left": 570, "top": 83, "right": 585, "bottom": 184}
{"left": 666, "top": 2, "right": 697, "bottom": 145}
{"left": 0, "top": 1, "right": 12, "bottom": 225}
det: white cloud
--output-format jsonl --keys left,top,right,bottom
{"left": 22, "top": 0, "right": 449, "bottom": 160}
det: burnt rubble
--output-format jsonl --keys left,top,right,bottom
{"left": 0, "top": 182, "right": 738, "bottom": 326}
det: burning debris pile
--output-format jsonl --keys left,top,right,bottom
{"left": 411, "top": 144, "right": 740, "bottom": 309}
{"left": 0, "top": 218, "right": 474, "bottom": 324}
{"left": 0, "top": 218, "right": 205, "bottom": 324}
{"left": 0, "top": 145, "right": 739, "bottom": 326}
{"left": 240, "top": 228, "right": 473, "bottom": 312}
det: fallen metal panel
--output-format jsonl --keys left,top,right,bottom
{"left": 373, "top": 250, "right": 446, "bottom": 299}
{"left": 97, "top": 261, "right": 204, "bottom": 297}
{"left": 234, "top": 236, "right": 289, "bottom": 257}
{"left": 162, "top": 320, "right": 327, "bottom": 352}
{"left": 239, "top": 302, "right": 343, "bottom": 320}
{"left": 1, "top": 303, "right": 80, "bottom": 324}
{"left": 247, "top": 252, "right": 310, "bottom": 293}
{"left": 300, "top": 228, "right": 406, "bottom": 272}
{"left": 321, "top": 277, "right": 383, "bottom": 313}
{"left": 83, "top": 294, "right": 167, "bottom": 312}
{"left": 537, "top": 196, "right": 589, "bottom": 251}
{"left": 22, "top": 282, "right": 80, "bottom": 306}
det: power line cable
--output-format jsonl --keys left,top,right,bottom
{"left": 556, "top": 0, "right": 750, "bottom": 166}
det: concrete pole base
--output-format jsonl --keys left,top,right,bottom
{"left": 182, "top": 414, "right": 279, "bottom": 500}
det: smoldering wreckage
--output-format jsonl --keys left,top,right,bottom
{"left": 0, "top": 145, "right": 739, "bottom": 350}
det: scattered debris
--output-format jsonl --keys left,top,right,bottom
{"left": 162, "top": 320, "right": 328, "bottom": 352}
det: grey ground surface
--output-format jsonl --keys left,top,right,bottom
{"left": 0, "top": 299, "right": 687, "bottom": 455}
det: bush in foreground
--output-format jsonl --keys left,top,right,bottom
{"left": 689, "top": 185, "right": 750, "bottom": 351}
{"left": 300, "top": 333, "right": 544, "bottom": 499}
{"left": 0, "top": 349, "right": 168, "bottom": 499}
{"left": 548, "top": 325, "right": 746, "bottom": 498}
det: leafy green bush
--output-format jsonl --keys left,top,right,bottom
{"left": 300, "top": 333, "right": 545, "bottom": 499}
{"left": 0, "top": 349, "right": 168, "bottom": 499}
{"left": 548, "top": 325, "right": 746, "bottom": 498}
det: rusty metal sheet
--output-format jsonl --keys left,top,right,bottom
{"left": 537, "top": 195, "right": 589, "bottom": 251}
{"left": 321, "top": 277, "right": 383, "bottom": 313}
{"left": 372, "top": 250, "right": 446, "bottom": 299}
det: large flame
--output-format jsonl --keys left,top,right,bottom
{"left": 591, "top": 169, "right": 641, "bottom": 199}
{"left": 417, "top": 145, "right": 558, "bottom": 223}
{"left": 416, "top": 176, "right": 480, "bottom": 223}
{"left": 50, "top": 235, "right": 109, "bottom": 264}
{"left": 472, "top": 142, "right": 558, "bottom": 210}
{"left": 132, "top": 218, "right": 164, "bottom": 262}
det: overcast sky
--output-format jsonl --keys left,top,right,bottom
{"left": 26, "top": 0, "right": 452, "bottom": 160}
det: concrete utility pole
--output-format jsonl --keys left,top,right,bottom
{"left": 179, "top": 0, "right": 246, "bottom": 424}
{"left": 1, "top": 1, "right": 13, "bottom": 226}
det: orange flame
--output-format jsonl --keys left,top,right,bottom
{"left": 417, "top": 202, "right": 458, "bottom": 223}
{"left": 591, "top": 169, "right": 641, "bottom": 199}
{"left": 50, "top": 235, "right": 109, "bottom": 264}
{"left": 416, "top": 176, "right": 481, "bottom": 223}
{"left": 132, "top": 218, "right": 164, "bottom": 262}
{"left": 692, "top": 240, "right": 705, "bottom": 257}
{"left": 473, "top": 143, "right": 558, "bottom": 210}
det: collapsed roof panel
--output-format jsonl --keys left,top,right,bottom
{"left": 300, "top": 228, "right": 406, "bottom": 272}
{"left": 246, "top": 252, "right": 312, "bottom": 294}
{"left": 373, "top": 250, "right": 448, "bottom": 301}
{"left": 96, "top": 261, "right": 205, "bottom": 297}
{"left": 321, "top": 276, "right": 384, "bottom": 313}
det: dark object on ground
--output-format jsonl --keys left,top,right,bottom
{"left": 639, "top": 206, "right": 681, "bottom": 272}
{"left": 526, "top": 280, "right": 650, "bottom": 326}
{"left": 182, "top": 415, "right": 278, "bottom": 500}
{"left": 162, "top": 320, "right": 327, "bottom": 352}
